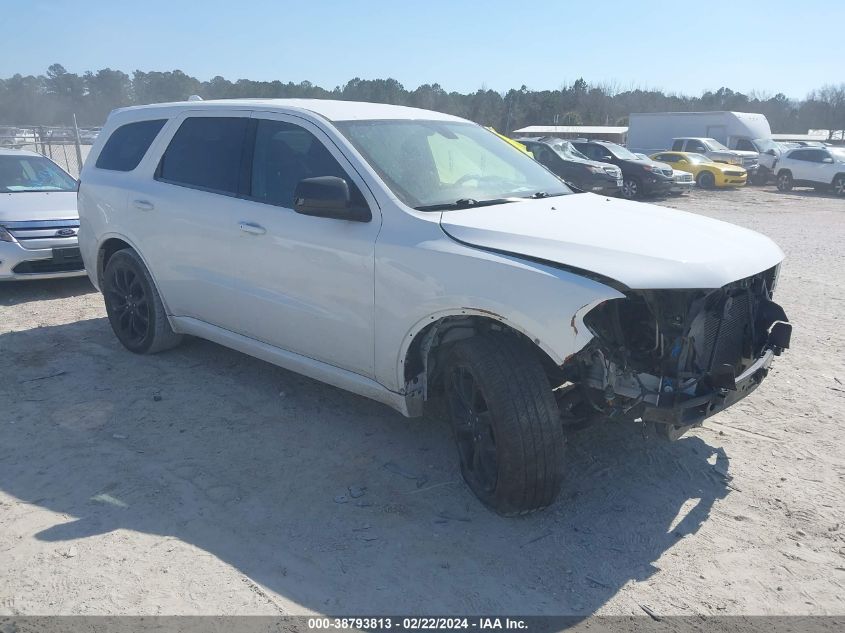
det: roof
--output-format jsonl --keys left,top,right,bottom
{"left": 111, "top": 98, "right": 466, "bottom": 123}
{"left": 512, "top": 125, "right": 628, "bottom": 135}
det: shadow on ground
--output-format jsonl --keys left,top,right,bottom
{"left": 0, "top": 277, "right": 95, "bottom": 307}
{"left": 1, "top": 317, "right": 730, "bottom": 615}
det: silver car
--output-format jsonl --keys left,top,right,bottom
{"left": 0, "top": 149, "right": 84, "bottom": 280}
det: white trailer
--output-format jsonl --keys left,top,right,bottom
{"left": 627, "top": 111, "right": 772, "bottom": 154}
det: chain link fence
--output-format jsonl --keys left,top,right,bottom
{"left": 0, "top": 124, "right": 98, "bottom": 177}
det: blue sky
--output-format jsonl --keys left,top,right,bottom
{"left": 3, "top": 0, "right": 842, "bottom": 99}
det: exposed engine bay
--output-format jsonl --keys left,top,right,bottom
{"left": 560, "top": 266, "right": 791, "bottom": 437}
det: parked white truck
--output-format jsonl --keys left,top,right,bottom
{"left": 627, "top": 111, "right": 773, "bottom": 182}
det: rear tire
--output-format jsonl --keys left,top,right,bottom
{"left": 697, "top": 171, "right": 716, "bottom": 189}
{"left": 442, "top": 334, "right": 564, "bottom": 516}
{"left": 776, "top": 170, "right": 793, "bottom": 191}
{"left": 102, "top": 249, "right": 183, "bottom": 354}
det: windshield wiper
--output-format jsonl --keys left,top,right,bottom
{"left": 522, "top": 191, "right": 566, "bottom": 199}
{"left": 414, "top": 198, "right": 518, "bottom": 211}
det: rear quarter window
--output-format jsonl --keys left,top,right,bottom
{"left": 95, "top": 119, "right": 167, "bottom": 171}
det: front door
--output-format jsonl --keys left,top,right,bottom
{"left": 231, "top": 113, "right": 381, "bottom": 377}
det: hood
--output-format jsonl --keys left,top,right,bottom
{"left": 0, "top": 191, "right": 78, "bottom": 223}
{"left": 439, "top": 194, "right": 783, "bottom": 290}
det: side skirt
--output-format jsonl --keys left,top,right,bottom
{"left": 171, "top": 316, "right": 412, "bottom": 417}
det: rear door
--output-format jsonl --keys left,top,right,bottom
{"left": 805, "top": 149, "right": 834, "bottom": 184}
{"left": 128, "top": 109, "right": 253, "bottom": 331}
{"left": 786, "top": 150, "right": 812, "bottom": 181}
{"left": 229, "top": 112, "right": 381, "bottom": 377}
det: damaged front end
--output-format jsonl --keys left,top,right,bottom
{"left": 561, "top": 266, "right": 791, "bottom": 438}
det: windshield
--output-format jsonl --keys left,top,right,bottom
{"left": 0, "top": 155, "right": 77, "bottom": 193}
{"left": 753, "top": 138, "right": 779, "bottom": 153}
{"left": 686, "top": 153, "right": 712, "bottom": 164}
{"left": 601, "top": 142, "right": 639, "bottom": 161}
{"left": 703, "top": 138, "right": 730, "bottom": 151}
{"left": 335, "top": 120, "right": 571, "bottom": 209}
{"left": 552, "top": 142, "right": 590, "bottom": 161}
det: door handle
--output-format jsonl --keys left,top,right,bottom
{"left": 132, "top": 199, "right": 154, "bottom": 211}
{"left": 239, "top": 222, "right": 266, "bottom": 235}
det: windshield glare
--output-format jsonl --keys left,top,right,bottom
{"left": 335, "top": 120, "right": 571, "bottom": 209}
{"left": 703, "top": 138, "right": 729, "bottom": 151}
{"left": 601, "top": 142, "right": 639, "bottom": 161}
{"left": 0, "top": 155, "right": 77, "bottom": 193}
{"left": 753, "top": 138, "right": 779, "bottom": 153}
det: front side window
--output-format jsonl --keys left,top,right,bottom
{"left": 0, "top": 155, "right": 77, "bottom": 192}
{"left": 157, "top": 117, "right": 248, "bottom": 194}
{"left": 96, "top": 119, "right": 166, "bottom": 171}
{"left": 336, "top": 120, "right": 570, "bottom": 209}
{"left": 250, "top": 119, "right": 350, "bottom": 208}
{"left": 687, "top": 140, "right": 707, "bottom": 153}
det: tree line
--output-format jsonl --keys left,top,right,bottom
{"left": 1, "top": 64, "right": 843, "bottom": 137}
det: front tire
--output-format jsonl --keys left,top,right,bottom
{"left": 697, "top": 171, "right": 716, "bottom": 189}
{"left": 443, "top": 334, "right": 564, "bottom": 516}
{"left": 621, "top": 177, "right": 641, "bottom": 199}
{"left": 103, "top": 249, "right": 183, "bottom": 354}
{"left": 777, "top": 170, "right": 793, "bottom": 191}
{"left": 833, "top": 175, "right": 845, "bottom": 196}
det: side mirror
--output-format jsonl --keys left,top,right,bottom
{"left": 293, "top": 176, "right": 371, "bottom": 222}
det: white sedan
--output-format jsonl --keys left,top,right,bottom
{"left": 0, "top": 149, "right": 84, "bottom": 280}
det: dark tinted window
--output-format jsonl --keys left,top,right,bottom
{"left": 250, "top": 119, "right": 349, "bottom": 208}
{"left": 531, "top": 145, "right": 557, "bottom": 167}
{"left": 158, "top": 117, "right": 248, "bottom": 194}
{"left": 96, "top": 119, "right": 166, "bottom": 171}
{"left": 789, "top": 150, "right": 810, "bottom": 161}
{"left": 572, "top": 143, "right": 599, "bottom": 160}
{"left": 686, "top": 140, "right": 707, "bottom": 153}
{"left": 806, "top": 149, "right": 830, "bottom": 162}
{"left": 735, "top": 139, "right": 756, "bottom": 152}
{"left": 671, "top": 140, "right": 684, "bottom": 151}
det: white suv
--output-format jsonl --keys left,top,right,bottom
{"left": 775, "top": 146, "right": 845, "bottom": 195}
{"left": 79, "top": 100, "right": 791, "bottom": 515}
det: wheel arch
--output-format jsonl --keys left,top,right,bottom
{"left": 96, "top": 233, "right": 175, "bottom": 322}
{"left": 398, "top": 309, "right": 568, "bottom": 416}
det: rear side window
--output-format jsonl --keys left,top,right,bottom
{"left": 96, "top": 119, "right": 166, "bottom": 171}
{"left": 671, "top": 140, "right": 684, "bottom": 151}
{"left": 735, "top": 139, "right": 755, "bottom": 152}
{"left": 157, "top": 117, "right": 248, "bottom": 195}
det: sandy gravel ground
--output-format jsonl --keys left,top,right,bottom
{"left": 1, "top": 186, "right": 843, "bottom": 617}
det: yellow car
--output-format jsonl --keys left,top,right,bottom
{"left": 650, "top": 151, "right": 747, "bottom": 188}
